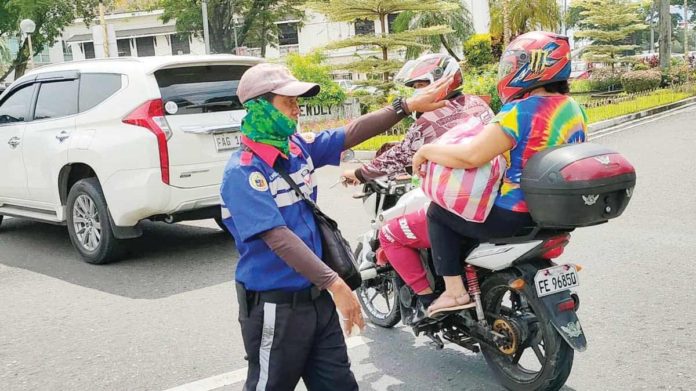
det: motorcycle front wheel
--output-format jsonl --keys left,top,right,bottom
{"left": 354, "top": 244, "right": 401, "bottom": 328}
{"left": 480, "top": 271, "right": 574, "bottom": 391}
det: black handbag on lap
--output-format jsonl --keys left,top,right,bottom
{"left": 275, "top": 165, "right": 362, "bottom": 291}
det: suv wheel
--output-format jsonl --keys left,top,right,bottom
{"left": 214, "top": 215, "right": 230, "bottom": 234}
{"left": 66, "top": 178, "right": 123, "bottom": 264}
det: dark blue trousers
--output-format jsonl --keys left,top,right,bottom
{"left": 238, "top": 288, "right": 358, "bottom": 391}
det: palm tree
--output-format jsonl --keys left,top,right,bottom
{"left": 392, "top": 0, "right": 474, "bottom": 61}
{"left": 658, "top": 0, "right": 671, "bottom": 68}
{"left": 489, "top": 0, "right": 561, "bottom": 43}
{"left": 0, "top": 38, "right": 11, "bottom": 74}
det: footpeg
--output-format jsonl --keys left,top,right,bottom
{"left": 424, "top": 331, "right": 444, "bottom": 350}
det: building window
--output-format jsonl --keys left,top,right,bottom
{"left": 387, "top": 13, "right": 399, "bottom": 33}
{"left": 135, "top": 37, "right": 155, "bottom": 57}
{"left": 171, "top": 34, "right": 190, "bottom": 55}
{"left": 117, "top": 39, "right": 132, "bottom": 57}
{"left": 82, "top": 42, "right": 95, "bottom": 59}
{"left": 278, "top": 23, "right": 299, "bottom": 46}
{"left": 354, "top": 19, "right": 375, "bottom": 36}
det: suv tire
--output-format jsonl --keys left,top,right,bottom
{"left": 0, "top": 215, "right": 3, "bottom": 230}
{"left": 213, "top": 215, "right": 230, "bottom": 234}
{"left": 66, "top": 178, "right": 123, "bottom": 264}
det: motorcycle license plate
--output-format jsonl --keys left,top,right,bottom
{"left": 214, "top": 132, "right": 241, "bottom": 152}
{"left": 534, "top": 265, "right": 579, "bottom": 297}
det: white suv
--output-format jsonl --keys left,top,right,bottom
{"left": 0, "top": 55, "right": 260, "bottom": 263}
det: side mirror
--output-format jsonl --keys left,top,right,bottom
{"left": 341, "top": 149, "right": 355, "bottom": 163}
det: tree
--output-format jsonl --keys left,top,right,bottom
{"left": 0, "top": 0, "right": 97, "bottom": 82}
{"left": 489, "top": 0, "right": 561, "bottom": 45}
{"left": 391, "top": 0, "right": 474, "bottom": 61}
{"left": 160, "top": 0, "right": 305, "bottom": 56}
{"left": 573, "top": 0, "right": 648, "bottom": 71}
{"left": 659, "top": 0, "right": 672, "bottom": 68}
{"left": 285, "top": 51, "right": 346, "bottom": 108}
{"left": 0, "top": 39, "right": 11, "bottom": 75}
{"left": 309, "top": 0, "right": 455, "bottom": 101}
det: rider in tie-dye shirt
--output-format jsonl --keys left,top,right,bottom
{"left": 412, "top": 31, "right": 590, "bottom": 316}
{"left": 494, "top": 95, "right": 587, "bottom": 212}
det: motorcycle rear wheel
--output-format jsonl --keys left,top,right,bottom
{"left": 480, "top": 271, "right": 574, "bottom": 391}
{"left": 354, "top": 244, "right": 401, "bottom": 328}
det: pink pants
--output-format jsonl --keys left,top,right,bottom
{"left": 378, "top": 208, "right": 431, "bottom": 293}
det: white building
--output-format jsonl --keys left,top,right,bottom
{"left": 2, "top": 3, "right": 491, "bottom": 84}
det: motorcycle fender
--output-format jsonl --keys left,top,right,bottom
{"left": 538, "top": 291, "right": 587, "bottom": 352}
{"left": 513, "top": 263, "right": 587, "bottom": 352}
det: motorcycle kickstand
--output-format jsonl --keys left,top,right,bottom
{"left": 424, "top": 331, "right": 445, "bottom": 350}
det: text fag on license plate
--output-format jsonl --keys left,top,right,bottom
{"left": 214, "top": 132, "right": 241, "bottom": 152}
{"left": 534, "top": 264, "right": 579, "bottom": 297}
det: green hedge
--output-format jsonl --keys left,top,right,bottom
{"left": 620, "top": 70, "right": 661, "bottom": 93}
{"left": 588, "top": 68, "right": 622, "bottom": 91}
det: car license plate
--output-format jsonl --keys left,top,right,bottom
{"left": 214, "top": 132, "right": 241, "bottom": 152}
{"left": 534, "top": 265, "right": 579, "bottom": 297}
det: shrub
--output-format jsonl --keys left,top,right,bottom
{"left": 460, "top": 71, "right": 502, "bottom": 113}
{"left": 664, "top": 64, "right": 691, "bottom": 86}
{"left": 570, "top": 80, "right": 593, "bottom": 93}
{"left": 620, "top": 70, "right": 662, "bottom": 93}
{"left": 632, "top": 62, "right": 649, "bottom": 71}
{"left": 588, "top": 68, "right": 622, "bottom": 91}
{"left": 463, "top": 34, "right": 494, "bottom": 69}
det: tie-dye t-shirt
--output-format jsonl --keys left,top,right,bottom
{"left": 493, "top": 95, "right": 587, "bottom": 212}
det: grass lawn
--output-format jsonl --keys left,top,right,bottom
{"left": 352, "top": 87, "right": 696, "bottom": 150}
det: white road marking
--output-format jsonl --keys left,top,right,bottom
{"left": 161, "top": 336, "right": 370, "bottom": 391}
{"left": 162, "top": 369, "right": 247, "bottom": 391}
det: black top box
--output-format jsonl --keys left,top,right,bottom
{"left": 521, "top": 143, "right": 636, "bottom": 228}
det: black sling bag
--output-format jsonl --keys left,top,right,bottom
{"left": 274, "top": 163, "right": 362, "bottom": 291}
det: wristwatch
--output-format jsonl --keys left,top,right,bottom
{"left": 391, "top": 97, "right": 409, "bottom": 116}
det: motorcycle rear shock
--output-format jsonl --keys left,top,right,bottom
{"left": 465, "top": 265, "right": 487, "bottom": 324}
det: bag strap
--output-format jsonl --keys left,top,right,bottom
{"left": 274, "top": 162, "right": 323, "bottom": 214}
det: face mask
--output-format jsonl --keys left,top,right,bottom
{"left": 241, "top": 98, "right": 297, "bottom": 156}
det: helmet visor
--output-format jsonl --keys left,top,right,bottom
{"left": 498, "top": 59, "right": 516, "bottom": 81}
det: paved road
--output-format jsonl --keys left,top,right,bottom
{"left": 1, "top": 106, "right": 696, "bottom": 391}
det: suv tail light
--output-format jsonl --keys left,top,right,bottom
{"left": 542, "top": 233, "right": 571, "bottom": 259}
{"left": 123, "top": 99, "right": 172, "bottom": 184}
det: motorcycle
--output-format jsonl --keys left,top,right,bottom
{"left": 351, "top": 143, "right": 635, "bottom": 391}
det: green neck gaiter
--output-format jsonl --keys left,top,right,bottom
{"left": 241, "top": 98, "right": 297, "bottom": 156}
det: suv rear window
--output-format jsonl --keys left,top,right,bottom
{"left": 79, "top": 73, "right": 122, "bottom": 112}
{"left": 154, "top": 65, "right": 250, "bottom": 115}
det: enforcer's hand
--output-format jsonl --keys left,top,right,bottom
{"left": 404, "top": 75, "right": 453, "bottom": 114}
{"left": 327, "top": 279, "right": 365, "bottom": 336}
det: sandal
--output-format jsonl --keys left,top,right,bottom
{"left": 427, "top": 294, "right": 475, "bottom": 318}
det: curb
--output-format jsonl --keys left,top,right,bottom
{"left": 351, "top": 96, "right": 696, "bottom": 160}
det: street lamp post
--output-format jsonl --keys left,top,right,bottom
{"left": 202, "top": 0, "right": 211, "bottom": 54}
{"left": 231, "top": 0, "right": 239, "bottom": 52}
{"left": 19, "top": 19, "right": 35, "bottom": 70}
